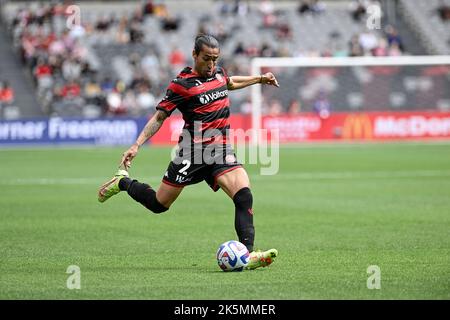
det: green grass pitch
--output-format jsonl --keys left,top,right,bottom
{"left": 0, "top": 142, "right": 449, "bottom": 299}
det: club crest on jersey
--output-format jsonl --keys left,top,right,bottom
{"left": 199, "top": 90, "right": 228, "bottom": 105}
{"left": 216, "top": 73, "right": 224, "bottom": 83}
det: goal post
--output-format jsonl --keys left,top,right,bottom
{"left": 251, "top": 55, "right": 450, "bottom": 144}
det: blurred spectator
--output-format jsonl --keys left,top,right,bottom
{"left": 234, "top": 0, "right": 250, "bottom": 16}
{"left": 372, "top": 38, "right": 388, "bottom": 56}
{"left": 107, "top": 91, "right": 125, "bottom": 114}
{"left": 131, "top": 7, "right": 144, "bottom": 24}
{"left": 161, "top": 14, "right": 181, "bottom": 32}
{"left": 143, "top": 0, "right": 155, "bottom": 16}
{"left": 153, "top": 2, "right": 169, "bottom": 17}
{"left": 277, "top": 46, "right": 291, "bottom": 57}
{"left": 141, "top": 49, "right": 160, "bottom": 82}
{"left": 130, "top": 72, "right": 151, "bottom": 91}
{"left": 48, "top": 37, "right": 66, "bottom": 56}
{"left": 259, "top": 0, "right": 275, "bottom": 16}
{"left": 333, "top": 45, "right": 348, "bottom": 57}
{"left": 234, "top": 42, "right": 246, "bottom": 55}
{"left": 245, "top": 43, "right": 260, "bottom": 57}
{"left": 349, "top": 0, "right": 367, "bottom": 22}
{"left": 277, "top": 23, "right": 293, "bottom": 41}
{"left": 260, "top": 42, "right": 275, "bottom": 57}
{"left": 136, "top": 84, "right": 156, "bottom": 112}
{"left": 69, "top": 25, "right": 86, "bottom": 40}
{"left": 129, "top": 52, "right": 141, "bottom": 72}
{"left": 34, "top": 58, "right": 52, "bottom": 78}
{"left": 349, "top": 35, "right": 363, "bottom": 56}
{"left": 123, "top": 89, "right": 138, "bottom": 115}
{"left": 387, "top": 42, "right": 402, "bottom": 56}
{"left": 288, "top": 100, "right": 301, "bottom": 115}
{"left": 116, "top": 16, "right": 131, "bottom": 44}
{"left": 385, "top": 25, "right": 404, "bottom": 52}
{"left": 268, "top": 99, "right": 283, "bottom": 116}
{"left": 213, "top": 22, "right": 230, "bottom": 43}
{"left": 359, "top": 31, "right": 378, "bottom": 54}
{"left": 218, "top": 0, "right": 234, "bottom": 15}
{"left": 437, "top": 1, "right": 450, "bottom": 21}
{"left": 34, "top": 58, "right": 53, "bottom": 91}
{"left": 0, "top": 81, "right": 15, "bottom": 105}
{"left": 62, "top": 57, "right": 82, "bottom": 81}
{"left": 259, "top": 0, "right": 277, "bottom": 28}
{"left": 298, "top": 0, "right": 325, "bottom": 15}
{"left": 60, "top": 80, "right": 81, "bottom": 99}
{"left": 129, "top": 21, "right": 144, "bottom": 43}
{"left": 84, "top": 79, "right": 102, "bottom": 100}
{"left": 168, "top": 46, "right": 186, "bottom": 71}
{"left": 216, "top": 0, "right": 250, "bottom": 16}
{"left": 313, "top": 91, "right": 331, "bottom": 119}
{"left": 321, "top": 48, "right": 333, "bottom": 57}
{"left": 100, "top": 77, "right": 115, "bottom": 93}
{"left": 298, "top": 0, "right": 312, "bottom": 14}
{"left": 95, "top": 15, "right": 112, "bottom": 32}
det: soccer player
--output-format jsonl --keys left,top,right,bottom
{"left": 98, "top": 34, "right": 279, "bottom": 270}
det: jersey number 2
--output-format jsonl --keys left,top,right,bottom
{"left": 179, "top": 160, "right": 191, "bottom": 176}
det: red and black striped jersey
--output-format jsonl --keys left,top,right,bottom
{"left": 156, "top": 66, "right": 230, "bottom": 144}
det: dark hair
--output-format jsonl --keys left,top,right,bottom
{"left": 194, "top": 34, "right": 219, "bottom": 55}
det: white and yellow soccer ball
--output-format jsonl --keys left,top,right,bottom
{"left": 216, "top": 240, "right": 250, "bottom": 272}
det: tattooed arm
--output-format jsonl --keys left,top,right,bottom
{"left": 120, "top": 110, "right": 168, "bottom": 169}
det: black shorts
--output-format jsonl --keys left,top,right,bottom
{"left": 162, "top": 143, "right": 242, "bottom": 191}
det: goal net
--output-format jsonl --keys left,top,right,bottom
{"left": 250, "top": 56, "right": 450, "bottom": 144}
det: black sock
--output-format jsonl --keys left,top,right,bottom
{"left": 121, "top": 178, "right": 168, "bottom": 214}
{"left": 119, "top": 177, "right": 132, "bottom": 191}
{"left": 233, "top": 187, "right": 255, "bottom": 252}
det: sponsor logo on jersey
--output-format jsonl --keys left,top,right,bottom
{"left": 199, "top": 90, "right": 228, "bottom": 105}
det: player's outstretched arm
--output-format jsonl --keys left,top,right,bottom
{"left": 227, "top": 72, "right": 279, "bottom": 91}
{"left": 119, "top": 110, "right": 168, "bottom": 169}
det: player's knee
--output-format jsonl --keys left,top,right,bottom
{"left": 233, "top": 187, "right": 253, "bottom": 208}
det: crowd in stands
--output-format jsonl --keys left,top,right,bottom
{"left": 4, "top": 0, "right": 408, "bottom": 118}
{"left": 0, "top": 81, "right": 15, "bottom": 118}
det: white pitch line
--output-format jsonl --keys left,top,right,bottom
{"left": 1, "top": 170, "right": 449, "bottom": 185}
{"left": 253, "top": 170, "right": 450, "bottom": 180}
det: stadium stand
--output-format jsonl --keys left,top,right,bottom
{"left": 0, "top": 0, "right": 445, "bottom": 118}
{"left": 399, "top": 0, "right": 450, "bottom": 55}
{"left": 0, "top": 22, "right": 41, "bottom": 119}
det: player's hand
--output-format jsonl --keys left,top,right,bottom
{"left": 261, "top": 72, "right": 280, "bottom": 88}
{"left": 120, "top": 143, "right": 139, "bottom": 170}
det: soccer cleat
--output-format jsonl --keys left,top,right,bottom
{"left": 98, "top": 169, "right": 129, "bottom": 203}
{"left": 245, "top": 248, "right": 278, "bottom": 270}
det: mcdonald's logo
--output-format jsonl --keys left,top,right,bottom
{"left": 342, "top": 114, "right": 373, "bottom": 139}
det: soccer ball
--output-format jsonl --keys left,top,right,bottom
{"left": 216, "top": 240, "right": 250, "bottom": 272}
